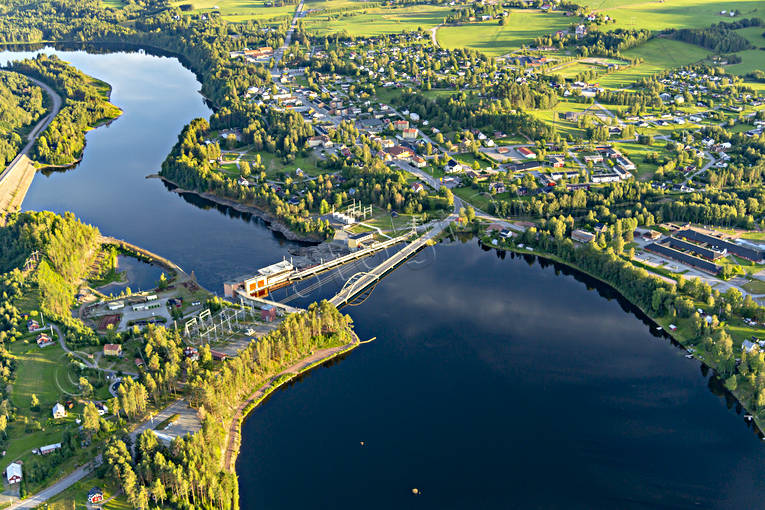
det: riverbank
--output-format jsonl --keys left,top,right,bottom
{"left": 156, "top": 175, "right": 325, "bottom": 243}
{"left": 223, "top": 336, "right": 362, "bottom": 472}
{"left": 477, "top": 236, "right": 765, "bottom": 436}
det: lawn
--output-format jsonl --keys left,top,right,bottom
{"left": 45, "top": 472, "right": 131, "bottom": 510}
{"left": 597, "top": 38, "right": 709, "bottom": 89}
{"left": 9, "top": 341, "right": 79, "bottom": 413}
{"left": 437, "top": 9, "right": 572, "bottom": 57}
{"left": 303, "top": 4, "right": 452, "bottom": 35}
{"left": 742, "top": 279, "right": 765, "bottom": 294}
{"left": 452, "top": 185, "right": 492, "bottom": 212}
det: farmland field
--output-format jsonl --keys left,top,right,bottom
{"left": 437, "top": 9, "right": 572, "bottom": 57}
{"left": 595, "top": 38, "right": 709, "bottom": 89}
{"left": 170, "top": 0, "right": 296, "bottom": 21}
{"left": 586, "top": 0, "right": 764, "bottom": 31}
{"left": 303, "top": 4, "right": 451, "bottom": 35}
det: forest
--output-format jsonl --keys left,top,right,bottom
{"left": 0, "top": 71, "right": 46, "bottom": 167}
{"left": 6, "top": 54, "right": 121, "bottom": 166}
{"left": 101, "top": 301, "right": 355, "bottom": 509}
{"left": 0, "top": 210, "right": 100, "bottom": 316}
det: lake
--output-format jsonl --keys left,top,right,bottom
{"left": 3, "top": 46, "right": 765, "bottom": 509}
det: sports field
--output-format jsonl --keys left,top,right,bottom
{"left": 584, "top": 0, "right": 764, "bottom": 31}
{"left": 303, "top": 4, "right": 451, "bottom": 35}
{"left": 437, "top": 9, "right": 572, "bottom": 57}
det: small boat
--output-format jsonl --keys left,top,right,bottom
{"left": 685, "top": 354, "right": 694, "bottom": 359}
{"left": 656, "top": 326, "right": 663, "bottom": 331}
{"left": 745, "top": 414, "right": 754, "bottom": 421}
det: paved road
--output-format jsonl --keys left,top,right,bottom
{"left": 5, "top": 466, "right": 90, "bottom": 510}
{"left": 0, "top": 75, "right": 62, "bottom": 185}
{"left": 52, "top": 324, "right": 138, "bottom": 379}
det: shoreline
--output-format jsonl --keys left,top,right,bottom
{"left": 223, "top": 337, "right": 362, "bottom": 472}
{"left": 478, "top": 237, "right": 764, "bottom": 437}
{"left": 155, "top": 175, "right": 324, "bottom": 244}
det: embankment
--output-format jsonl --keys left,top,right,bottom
{"left": 479, "top": 237, "right": 764, "bottom": 435}
{"left": 156, "top": 175, "right": 324, "bottom": 243}
{"left": 0, "top": 154, "right": 36, "bottom": 224}
{"left": 223, "top": 338, "right": 361, "bottom": 472}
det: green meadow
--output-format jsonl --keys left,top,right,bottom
{"left": 437, "top": 9, "right": 572, "bottom": 57}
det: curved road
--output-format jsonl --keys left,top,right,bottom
{"left": 0, "top": 74, "right": 62, "bottom": 184}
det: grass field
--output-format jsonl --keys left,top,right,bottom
{"left": 303, "top": 4, "right": 451, "bottom": 35}
{"left": 9, "top": 341, "right": 79, "bottom": 413}
{"left": 587, "top": 0, "right": 764, "bottom": 31}
{"left": 596, "top": 38, "right": 709, "bottom": 89}
{"left": 170, "top": 0, "right": 296, "bottom": 22}
{"left": 101, "top": 0, "right": 126, "bottom": 8}
{"left": 437, "top": 10, "right": 572, "bottom": 57}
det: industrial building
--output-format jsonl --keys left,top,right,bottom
{"left": 675, "top": 229, "right": 764, "bottom": 262}
{"left": 223, "top": 260, "right": 295, "bottom": 298}
{"left": 645, "top": 242, "right": 722, "bottom": 275}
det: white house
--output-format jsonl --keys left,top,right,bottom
{"left": 52, "top": 403, "right": 66, "bottom": 419}
{"left": 6, "top": 462, "right": 22, "bottom": 484}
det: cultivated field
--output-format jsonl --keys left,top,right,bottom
{"left": 437, "top": 9, "right": 572, "bottom": 57}
{"left": 586, "top": 0, "right": 764, "bottom": 31}
{"left": 596, "top": 38, "right": 709, "bottom": 89}
{"left": 170, "top": 0, "right": 296, "bottom": 22}
{"left": 303, "top": 4, "right": 451, "bottom": 35}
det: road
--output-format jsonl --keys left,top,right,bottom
{"left": 5, "top": 465, "right": 90, "bottom": 510}
{"left": 52, "top": 324, "right": 139, "bottom": 384}
{"left": 0, "top": 75, "right": 62, "bottom": 185}
{"left": 271, "top": 0, "right": 304, "bottom": 76}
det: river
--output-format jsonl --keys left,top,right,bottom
{"left": 2, "top": 46, "right": 765, "bottom": 508}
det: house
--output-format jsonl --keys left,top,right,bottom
{"left": 261, "top": 305, "right": 277, "bottom": 322}
{"left": 743, "top": 339, "right": 759, "bottom": 353}
{"left": 394, "top": 120, "right": 409, "bottom": 131}
{"left": 94, "top": 402, "right": 108, "bottom": 416}
{"left": 88, "top": 487, "right": 104, "bottom": 504}
{"left": 411, "top": 182, "right": 425, "bottom": 193}
{"left": 52, "top": 403, "right": 67, "bottom": 419}
{"left": 103, "top": 344, "right": 122, "bottom": 357}
{"left": 444, "top": 159, "right": 463, "bottom": 173}
{"left": 184, "top": 346, "right": 199, "bottom": 361}
{"left": 489, "top": 182, "right": 506, "bottom": 194}
{"left": 6, "top": 462, "right": 22, "bottom": 484}
{"left": 402, "top": 127, "right": 418, "bottom": 140}
{"left": 411, "top": 156, "right": 427, "bottom": 168}
{"left": 37, "top": 443, "right": 62, "bottom": 455}
{"left": 210, "top": 349, "right": 228, "bottom": 361}
{"left": 517, "top": 147, "right": 536, "bottom": 159}
{"left": 135, "top": 358, "right": 144, "bottom": 367}
{"left": 549, "top": 156, "right": 565, "bottom": 168}
{"left": 571, "top": 229, "right": 595, "bottom": 243}
{"left": 387, "top": 145, "right": 414, "bottom": 160}
{"left": 238, "top": 177, "right": 250, "bottom": 187}
{"left": 27, "top": 319, "right": 40, "bottom": 332}
{"left": 36, "top": 334, "right": 54, "bottom": 348}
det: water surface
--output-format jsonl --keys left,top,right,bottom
{"left": 239, "top": 242, "right": 765, "bottom": 509}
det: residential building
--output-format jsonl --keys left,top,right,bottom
{"left": 103, "top": 344, "right": 123, "bottom": 357}
{"left": 52, "top": 403, "right": 67, "bottom": 419}
{"left": 6, "top": 462, "right": 22, "bottom": 484}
